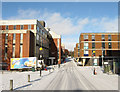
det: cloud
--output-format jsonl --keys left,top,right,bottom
{"left": 7, "top": 9, "right": 118, "bottom": 51}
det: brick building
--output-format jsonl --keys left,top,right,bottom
{"left": 48, "top": 31, "right": 61, "bottom": 65}
{"left": 79, "top": 33, "right": 120, "bottom": 66}
{"left": 0, "top": 19, "right": 50, "bottom": 70}
{"left": 74, "top": 43, "right": 80, "bottom": 58}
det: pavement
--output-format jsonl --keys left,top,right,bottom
{"left": 0, "top": 58, "right": 118, "bottom": 91}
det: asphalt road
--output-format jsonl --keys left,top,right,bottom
{"left": 46, "top": 58, "right": 97, "bottom": 90}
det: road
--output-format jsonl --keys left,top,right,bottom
{"left": 46, "top": 58, "right": 97, "bottom": 90}
{"left": 1, "top": 58, "right": 118, "bottom": 91}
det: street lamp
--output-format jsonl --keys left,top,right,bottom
{"left": 102, "top": 47, "right": 104, "bottom": 68}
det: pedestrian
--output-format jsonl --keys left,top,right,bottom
{"left": 93, "top": 68, "right": 97, "bottom": 75}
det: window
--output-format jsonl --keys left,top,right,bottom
{"left": 103, "top": 50, "right": 105, "bottom": 56}
{"left": 108, "top": 35, "right": 111, "bottom": 41}
{"left": 6, "top": 25, "right": 8, "bottom": 30}
{"left": 102, "top": 34, "right": 105, "bottom": 41}
{"left": 12, "top": 45, "right": 15, "bottom": 58}
{"left": 4, "top": 45, "right": 7, "bottom": 59}
{"left": 92, "top": 50, "right": 95, "bottom": 56}
{"left": 37, "top": 34, "right": 39, "bottom": 40}
{"left": 5, "top": 34, "right": 8, "bottom": 44}
{"left": 108, "top": 42, "right": 112, "bottom": 49}
{"left": 84, "top": 50, "right": 89, "bottom": 56}
{"left": 20, "top": 34, "right": 23, "bottom": 40}
{"left": 84, "top": 35, "right": 88, "bottom": 41}
{"left": 37, "top": 26, "right": 39, "bottom": 32}
{"left": 78, "top": 44, "right": 80, "bottom": 49}
{"left": 102, "top": 42, "right": 105, "bottom": 48}
{"left": 20, "top": 25, "right": 23, "bottom": 30}
{"left": 20, "top": 45, "right": 23, "bottom": 57}
{"left": 13, "top": 34, "right": 16, "bottom": 40}
{"left": 28, "top": 25, "right": 31, "bottom": 30}
{"left": 14, "top": 25, "right": 16, "bottom": 30}
{"left": 84, "top": 42, "right": 88, "bottom": 49}
{"left": 92, "top": 43, "right": 95, "bottom": 49}
{"left": 92, "top": 35, "right": 95, "bottom": 41}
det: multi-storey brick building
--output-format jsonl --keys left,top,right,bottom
{"left": 0, "top": 19, "right": 50, "bottom": 70}
{"left": 49, "top": 31, "right": 61, "bottom": 65}
{"left": 74, "top": 43, "right": 80, "bottom": 58}
{"left": 79, "top": 33, "right": 120, "bottom": 66}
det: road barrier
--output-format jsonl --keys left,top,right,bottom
{"left": 10, "top": 80, "right": 13, "bottom": 91}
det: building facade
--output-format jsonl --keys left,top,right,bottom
{"left": 74, "top": 43, "right": 80, "bottom": 58}
{"left": 79, "top": 33, "right": 120, "bottom": 66}
{"left": 0, "top": 19, "right": 50, "bottom": 70}
{"left": 49, "top": 31, "right": 61, "bottom": 65}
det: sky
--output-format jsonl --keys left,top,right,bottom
{"left": 2, "top": 2, "right": 118, "bottom": 51}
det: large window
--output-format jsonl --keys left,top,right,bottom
{"left": 6, "top": 25, "right": 8, "bottom": 30}
{"left": 84, "top": 35, "right": 88, "bottom": 41}
{"left": 102, "top": 42, "right": 105, "bottom": 48}
{"left": 92, "top": 42, "right": 95, "bottom": 49}
{"left": 13, "top": 33, "right": 16, "bottom": 40}
{"left": 5, "top": 34, "right": 8, "bottom": 44}
{"left": 4, "top": 45, "right": 7, "bottom": 59}
{"left": 36, "top": 34, "right": 39, "bottom": 40}
{"left": 84, "top": 50, "right": 89, "bottom": 56}
{"left": 14, "top": 25, "right": 16, "bottom": 30}
{"left": 108, "top": 35, "right": 111, "bottom": 41}
{"left": 20, "top": 25, "right": 23, "bottom": 30}
{"left": 37, "top": 26, "right": 39, "bottom": 33}
{"left": 28, "top": 25, "right": 31, "bottom": 30}
{"left": 92, "top": 35, "right": 95, "bottom": 41}
{"left": 20, "top": 34, "right": 23, "bottom": 40}
{"left": 92, "top": 50, "right": 95, "bottom": 56}
{"left": 102, "top": 34, "right": 105, "bottom": 41}
{"left": 108, "top": 42, "right": 112, "bottom": 49}
{"left": 12, "top": 45, "right": 15, "bottom": 58}
{"left": 84, "top": 42, "right": 88, "bottom": 49}
{"left": 20, "top": 45, "right": 23, "bottom": 57}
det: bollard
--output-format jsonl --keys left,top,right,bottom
{"left": 10, "top": 80, "right": 13, "bottom": 91}
{"left": 40, "top": 68, "right": 41, "bottom": 76}
{"left": 28, "top": 75, "right": 30, "bottom": 82}
{"left": 49, "top": 68, "right": 50, "bottom": 73}
{"left": 2, "top": 71, "right": 3, "bottom": 74}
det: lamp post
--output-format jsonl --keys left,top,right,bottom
{"left": 102, "top": 47, "right": 104, "bottom": 68}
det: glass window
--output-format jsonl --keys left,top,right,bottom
{"left": 6, "top": 25, "right": 8, "bottom": 30}
{"left": 12, "top": 45, "right": 15, "bottom": 58}
{"left": 5, "top": 34, "right": 8, "bottom": 44}
{"left": 14, "top": 25, "right": 16, "bottom": 30}
{"left": 20, "top": 25, "right": 23, "bottom": 30}
{"left": 13, "top": 34, "right": 16, "bottom": 40}
{"left": 92, "top": 35, "right": 95, "bottom": 41}
{"left": 37, "top": 34, "right": 39, "bottom": 40}
{"left": 37, "top": 26, "right": 39, "bottom": 32}
{"left": 20, "top": 45, "right": 23, "bottom": 57}
{"left": 102, "top": 42, "right": 105, "bottom": 48}
{"left": 4, "top": 45, "right": 7, "bottom": 59}
{"left": 108, "top": 42, "right": 112, "bottom": 49}
{"left": 108, "top": 35, "right": 111, "bottom": 41}
{"left": 102, "top": 34, "right": 105, "bottom": 41}
{"left": 84, "top": 50, "right": 89, "bottom": 56}
{"left": 92, "top": 50, "right": 95, "bottom": 56}
{"left": 20, "top": 34, "right": 23, "bottom": 40}
{"left": 92, "top": 43, "right": 95, "bottom": 49}
{"left": 84, "top": 42, "right": 88, "bottom": 49}
{"left": 84, "top": 35, "right": 88, "bottom": 40}
{"left": 28, "top": 25, "right": 31, "bottom": 30}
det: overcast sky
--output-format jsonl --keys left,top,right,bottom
{"left": 2, "top": 2, "right": 118, "bottom": 51}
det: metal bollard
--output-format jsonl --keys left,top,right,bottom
{"left": 10, "top": 80, "right": 13, "bottom": 91}
{"left": 40, "top": 68, "right": 41, "bottom": 76}
{"left": 28, "top": 75, "right": 30, "bottom": 82}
